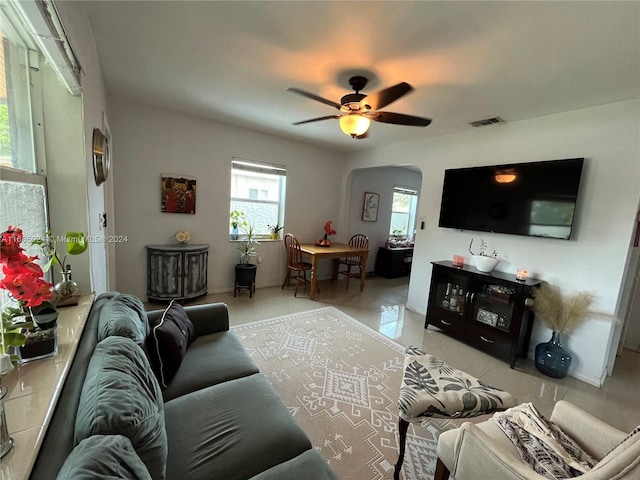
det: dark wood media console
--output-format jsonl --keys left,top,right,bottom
{"left": 425, "top": 261, "right": 542, "bottom": 368}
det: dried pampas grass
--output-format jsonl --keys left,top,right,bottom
{"left": 532, "top": 283, "right": 595, "bottom": 334}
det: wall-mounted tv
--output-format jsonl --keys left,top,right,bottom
{"left": 438, "top": 158, "right": 584, "bottom": 240}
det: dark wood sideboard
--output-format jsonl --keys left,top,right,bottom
{"left": 425, "top": 261, "right": 542, "bottom": 368}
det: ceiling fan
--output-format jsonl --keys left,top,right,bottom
{"left": 288, "top": 76, "right": 432, "bottom": 139}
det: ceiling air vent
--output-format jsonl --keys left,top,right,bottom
{"left": 469, "top": 116, "right": 504, "bottom": 127}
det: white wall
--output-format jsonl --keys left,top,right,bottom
{"left": 347, "top": 167, "right": 422, "bottom": 272}
{"left": 108, "top": 96, "right": 347, "bottom": 298}
{"left": 346, "top": 100, "right": 640, "bottom": 386}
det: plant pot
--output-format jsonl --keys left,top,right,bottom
{"left": 535, "top": 331, "right": 572, "bottom": 378}
{"left": 17, "top": 326, "right": 58, "bottom": 364}
{"left": 29, "top": 301, "right": 58, "bottom": 330}
{"left": 235, "top": 264, "right": 257, "bottom": 287}
{"left": 472, "top": 255, "right": 500, "bottom": 272}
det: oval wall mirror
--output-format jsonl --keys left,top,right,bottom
{"left": 92, "top": 128, "right": 110, "bottom": 186}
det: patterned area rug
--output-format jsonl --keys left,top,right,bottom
{"left": 232, "top": 307, "right": 458, "bottom": 480}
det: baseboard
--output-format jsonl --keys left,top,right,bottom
{"left": 405, "top": 303, "right": 427, "bottom": 317}
{"left": 623, "top": 342, "right": 640, "bottom": 353}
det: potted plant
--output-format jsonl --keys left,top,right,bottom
{"left": 392, "top": 227, "right": 405, "bottom": 238}
{"left": 468, "top": 238, "right": 500, "bottom": 272}
{"left": 230, "top": 210, "right": 247, "bottom": 240}
{"left": 234, "top": 224, "right": 259, "bottom": 293}
{"left": 531, "top": 283, "right": 595, "bottom": 378}
{"left": 0, "top": 226, "right": 56, "bottom": 363}
{"left": 267, "top": 224, "right": 284, "bottom": 240}
{"left": 32, "top": 230, "right": 88, "bottom": 300}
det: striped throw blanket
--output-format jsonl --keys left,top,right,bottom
{"left": 494, "top": 403, "right": 596, "bottom": 479}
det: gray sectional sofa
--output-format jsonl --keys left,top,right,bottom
{"left": 29, "top": 293, "right": 338, "bottom": 480}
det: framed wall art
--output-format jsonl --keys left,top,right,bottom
{"left": 161, "top": 173, "right": 197, "bottom": 214}
{"left": 362, "top": 192, "right": 379, "bottom": 222}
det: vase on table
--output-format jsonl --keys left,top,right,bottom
{"left": 54, "top": 269, "right": 78, "bottom": 298}
{"left": 231, "top": 225, "right": 239, "bottom": 240}
{"left": 535, "top": 331, "right": 572, "bottom": 378}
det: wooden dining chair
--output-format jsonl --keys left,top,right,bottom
{"left": 281, "top": 233, "right": 319, "bottom": 297}
{"left": 338, "top": 234, "right": 369, "bottom": 289}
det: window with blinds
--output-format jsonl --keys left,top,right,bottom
{"left": 230, "top": 158, "right": 286, "bottom": 238}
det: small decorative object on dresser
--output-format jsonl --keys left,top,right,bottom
{"left": 175, "top": 230, "right": 191, "bottom": 245}
{"left": 469, "top": 238, "right": 500, "bottom": 272}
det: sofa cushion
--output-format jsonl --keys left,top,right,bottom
{"left": 164, "top": 373, "right": 311, "bottom": 480}
{"left": 97, "top": 293, "right": 149, "bottom": 345}
{"left": 75, "top": 336, "right": 167, "bottom": 480}
{"left": 162, "top": 329, "right": 259, "bottom": 401}
{"left": 57, "top": 435, "right": 152, "bottom": 480}
{"left": 248, "top": 449, "right": 338, "bottom": 480}
{"left": 147, "top": 300, "right": 196, "bottom": 388}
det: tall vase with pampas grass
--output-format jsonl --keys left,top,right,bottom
{"left": 532, "top": 283, "right": 595, "bottom": 378}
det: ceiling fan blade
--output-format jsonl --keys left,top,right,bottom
{"left": 361, "top": 82, "right": 413, "bottom": 111}
{"left": 367, "top": 111, "right": 432, "bottom": 127}
{"left": 287, "top": 88, "right": 341, "bottom": 110}
{"left": 292, "top": 115, "right": 341, "bottom": 125}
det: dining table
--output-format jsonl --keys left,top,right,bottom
{"left": 298, "top": 242, "right": 369, "bottom": 300}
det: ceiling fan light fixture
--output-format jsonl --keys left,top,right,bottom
{"left": 339, "top": 114, "right": 370, "bottom": 138}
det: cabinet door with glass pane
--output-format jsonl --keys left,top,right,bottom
{"left": 465, "top": 279, "right": 526, "bottom": 365}
{"left": 425, "top": 264, "right": 472, "bottom": 338}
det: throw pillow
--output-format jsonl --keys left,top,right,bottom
{"left": 57, "top": 435, "right": 152, "bottom": 480}
{"left": 75, "top": 336, "right": 167, "bottom": 480}
{"left": 146, "top": 300, "right": 196, "bottom": 388}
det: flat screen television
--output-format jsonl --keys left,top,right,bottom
{"left": 438, "top": 158, "right": 584, "bottom": 240}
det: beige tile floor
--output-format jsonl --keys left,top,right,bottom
{"left": 146, "top": 276, "right": 640, "bottom": 433}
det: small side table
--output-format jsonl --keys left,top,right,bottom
{"left": 394, "top": 346, "right": 518, "bottom": 480}
{"left": 146, "top": 244, "right": 209, "bottom": 302}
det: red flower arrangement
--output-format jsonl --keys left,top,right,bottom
{"left": 316, "top": 220, "right": 337, "bottom": 247}
{"left": 1, "top": 226, "right": 53, "bottom": 308}
{"left": 323, "top": 221, "right": 336, "bottom": 237}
